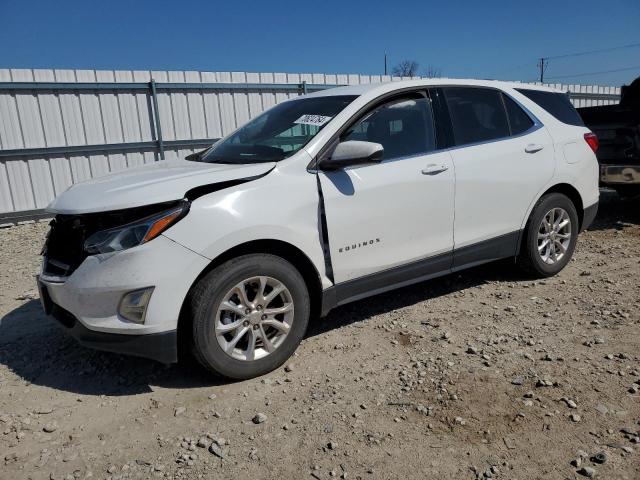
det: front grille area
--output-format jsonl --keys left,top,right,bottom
{"left": 44, "top": 215, "right": 89, "bottom": 276}
{"left": 43, "top": 201, "right": 183, "bottom": 277}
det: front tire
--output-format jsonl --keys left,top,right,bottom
{"left": 190, "top": 254, "right": 310, "bottom": 379}
{"left": 518, "top": 193, "right": 579, "bottom": 277}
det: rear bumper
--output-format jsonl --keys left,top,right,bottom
{"left": 582, "top": 202, "right": 598, "bottom": 231}
{"left": 40, "top": 282, "right": 178, "bottom": 363}
{"left": 600, "top": 165, "right": 640, "bottom": 185}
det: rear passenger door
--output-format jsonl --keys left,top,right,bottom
{"left": 441, "top": 87, "right": 555, "bottom": 266}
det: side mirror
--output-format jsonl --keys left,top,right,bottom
{"left": 319, "top": 140, "right": 384, "bottom": 170}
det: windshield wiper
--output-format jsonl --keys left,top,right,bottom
{"left": 185, "top": 147, "right": 209, "bottom": 162}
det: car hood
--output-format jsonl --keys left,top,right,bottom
{"left": 46, "top": 159, "right": 276, "bottom": 214}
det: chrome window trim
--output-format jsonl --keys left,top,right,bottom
{"left": 310, "top": 84, "right": 546, "bottom": 172}
{"left": 439, "top": 86, "right": 544, "bottom": 152}
{"left": 440, "top": 123, "right": 544, "bottom": 153}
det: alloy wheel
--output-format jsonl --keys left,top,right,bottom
{"left": 214, "top": 276, "right": 294, "bottom": 361}
{"left": 537, "top": 207, "right": 572, "bottom": 265}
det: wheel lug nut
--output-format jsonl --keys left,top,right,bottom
{"left": 261, "top": 314, "right": 267, "bottom": 320}
{"left": 257, "top": 305, "right": 263, "bottom": 310}
{"left": 253, "top": 325, "right": 259, "bottom": 330}
{"left": 243, "top": 321, "right": 249, "bottom": 327}
{"left": 245, "top": 308, "right": 251, "bottom": 314}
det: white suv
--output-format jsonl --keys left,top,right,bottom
{"left": 38, "top": 79, "right": 599, "bottom": 379}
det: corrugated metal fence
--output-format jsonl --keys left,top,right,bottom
{"left": 0, "top": 68, "right": 621, "bottom": 222}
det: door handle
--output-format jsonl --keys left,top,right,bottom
{"left": 525, "top": 143, "right": 544, "bottom": 153}
{"left": 421, "top": 164, "right": 449, "bottom": 175}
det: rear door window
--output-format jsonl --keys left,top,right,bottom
{"left": 515, "top": 89, "right": 584, "bottom": 126}
{"left": 502, "top": 93, "right": 534, "bottom": 135}
{"left": 443, "top": 87, "right": 510, "bottom": 145}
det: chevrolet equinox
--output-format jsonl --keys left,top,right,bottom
{"left": 38, "top": 79, "right": 599, "bottom": 379}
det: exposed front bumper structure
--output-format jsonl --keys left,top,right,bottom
{"left": 600, "top": 165, "right": 640, "bottom": 185}
{"left": 37, "top": 234, "right": 210, "bottom": 363}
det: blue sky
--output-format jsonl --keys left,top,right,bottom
{"left": 1, "top": 0, "right": 639, "bottom": 86}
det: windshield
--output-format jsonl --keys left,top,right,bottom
{"left": 196, "top": 95, "right": 358, "bottom": 164}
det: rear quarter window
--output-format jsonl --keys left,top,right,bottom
{"left": 502, "top": 93, "right": 534, "bottom": 135}
{"left": 516, "top": 88, "right": 584, "bottom": 127}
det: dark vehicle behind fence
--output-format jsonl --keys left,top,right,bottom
{"left": 578, "top": 77, "right": 640, "bottom": 198}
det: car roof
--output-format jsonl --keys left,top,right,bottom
{"left": 304, "top": 78, "right": 565, "bottom": 99}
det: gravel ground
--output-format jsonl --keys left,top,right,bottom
{"left": 1, "top": 192, "right": 639, "bottom": 480}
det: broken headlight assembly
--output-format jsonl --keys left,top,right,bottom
{"left": 84, "top": 203, "right": 189, "bottom": 255}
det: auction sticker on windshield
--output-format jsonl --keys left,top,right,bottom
{"left": 294, "top": 114, "right": 332, "bottom": 127}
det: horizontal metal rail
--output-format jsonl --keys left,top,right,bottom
{"left": 0, "top": 81, "right": 339, "bottom": 93}
{"left": 0, "top": 81, "right": 620, "bottom": 99}
{"left": 568, "top": 91, "right": 620, "bottom": 101}
{"left": 0, "top": 138, "right": 218, "bottom": 159}
{"left": 0, "top": 208, "right": 53, "bottom": 225}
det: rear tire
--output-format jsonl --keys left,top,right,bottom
{"left": 190, "top": 254, "right": 310, "bottom": 380}
{"left": 517, "top": 193, "right": 579, "bottom": 277}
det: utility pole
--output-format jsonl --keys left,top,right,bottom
{"left": 384, "top": 52, "right": 388, "bottom": 76}
{"left": 538, "top": 57, "right": 546, "bottom": 83}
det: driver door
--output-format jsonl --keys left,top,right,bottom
{"left": 319, "top": 92, "right": 455, "bottom": 292}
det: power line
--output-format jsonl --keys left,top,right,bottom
{"left": 491, "top": 42, "right": 640, "bottom": 82}
{"left": 546, "top": 65, "right": 640, "bottom": 80}
{"left": 538, "top": 42, "right": 640, "bottom": 82}
{"left": 544, "top": 42, "right": 640, "bottom": 60}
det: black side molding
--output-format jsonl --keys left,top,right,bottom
{"left": 321, "top": 230, "right": 522, "bottom": 317}
{"left": 452, "top": 230, "right": 520, "bottom": 269}
{"left": 321, "top": 251, "right": 452, "bottom": 316}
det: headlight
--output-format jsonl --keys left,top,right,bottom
{"left": 84, "top": 204, "right": 188, "bottom": 254}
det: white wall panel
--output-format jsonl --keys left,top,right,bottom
{"left": 231, "top": 72, "right": 250, "bottom": 126}
{"left": 34, "top": 69, "right": 66, "bottom": 148}
{"left": 115, "top": 70, "right": 143, "bottom": 143}
{"left": 168, "top": 71, "right": 192, "bottom": 140}
{"left": 185, "top": 71, "right": 207, "bottom": 139}
{"left": 246, "top": 72, "right": 263, "bottom": 119}
{"left": 0, "top": 92, "right": 24, "bottom": 149}
{"left": 151, "top": 70, "right": 176, "bottom": 141}
{"left": 28, "top": 158, "right": 55, "bottom": 208}
{"left": 69, "top": 154, "right": 92, "bottom": 184}
{"left": 5, "top": 159, "right": 35, "bottom": 211}
{"left": 0, "top": 160, "right": 15, "bottom": 212}
{"left": 201, "top": 71, "right": 224, "bottom": 139}
{"left": 217, "top": 72, "right": 237, "bottom": 133}
{"left": 132, "top": 70, "right": 154, "bottom": 141}
{"left": 48, "top": 155, "right": 74, "bottom": 195}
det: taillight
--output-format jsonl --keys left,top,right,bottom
{"left": 584, "top": 132, "right": 598, "bottom": 153}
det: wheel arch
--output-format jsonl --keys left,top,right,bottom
{"left": 517, "top": 182, "right": 585, "bottom": 259}
{"left": 177, "top": 239, "right": 323, "bottom": 358}
{"left": 540, "top": 183, "right": 584, "bottom": 229}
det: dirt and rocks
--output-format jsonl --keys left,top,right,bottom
{"left": 1, "top": 192, "right": 639, "bottom": 480}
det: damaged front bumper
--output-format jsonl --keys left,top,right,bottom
{"left": 38, "top": 280, "right": 178, "bottom": 363}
